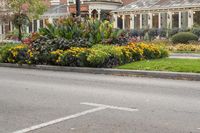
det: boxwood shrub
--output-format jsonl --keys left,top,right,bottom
{"left": 171, "top": 32, "right": 198, "bottom": 44}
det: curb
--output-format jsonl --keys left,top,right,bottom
{"left": 0, "top": 63, "right": 200, "bottom": 81}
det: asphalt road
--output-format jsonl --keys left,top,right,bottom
{"left": 0, "top": 67, "right": 200, "bottom": 133}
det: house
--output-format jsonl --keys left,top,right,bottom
{"left": 0, "top": 0, "right": 123, "bottom": 39}
{"left": 1, "top": 0, "right": 200, "bottom": 41}
{"left": 112, "top": 0, "right": 200, "bottom": 30}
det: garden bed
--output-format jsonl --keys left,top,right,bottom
{"left": 0, "top": 43, "right": 168, "bottom": 68}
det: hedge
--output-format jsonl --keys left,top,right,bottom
{"left": 171, "top": 32, "right": 198, "bottom": 44}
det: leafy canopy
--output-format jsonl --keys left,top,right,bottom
{"left": 8, "top": 0, "right": 48, "bottom": 19}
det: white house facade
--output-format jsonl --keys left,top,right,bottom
{"left": 112, "top": 0, "right": 200, "bottom": 30}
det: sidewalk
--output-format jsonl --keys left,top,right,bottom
{"left": 169, "top": 53, "right": 200, "bottom": 59}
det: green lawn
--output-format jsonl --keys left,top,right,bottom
{"left": 117, "top": 58, "right": 200, "bottom": 73}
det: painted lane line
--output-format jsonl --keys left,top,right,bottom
{"left": 197, "top": 128, "right": 200, "bottom": 130}
{"left": 13, "top": 106, "right": 107, "bottom": 133}
{"left": 81, "top": 102, "right": 139, "bottom": 112}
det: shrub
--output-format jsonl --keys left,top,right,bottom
{"left": 169, "top": 28, "right": 179, "bottom": 37}
{"left": 105, "top": 32, "right": 130, "bottom": 46}
{"left": 192, "top": 28, "right": 200, "bottom": 37}
{"left": 148, "top": 28, "right": 158, "bottom": 40}
{"left": 171, "top": 32, "right": 198, "bottom": 44}
{"left": 158, "top": 28, "right": 167, "bottom": 38}
{"left": 30, "top": 36, "right": 90, "bottom": 64}
{"left": 38, "top": 18, "right": 124, "bottom": 46}
{"left": 130, "top": 29, "right": 139, "bottom": 37}
{"left": 138, "top": 29, "right": 146, "bottom": 38}
{"left": 179, "top": 28, "right": 190, "bottom": 32}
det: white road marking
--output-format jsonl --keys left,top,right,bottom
{"left": 81, "top": 102, "right": 139, "bottom": 112}
{"left": 13, "top": 106, "right": 106, "bottom": 133}
{"left": 197, "top": 128, "right": 200, "bottom": 130}
{"left": 13, "top": 102, "right": 138, "bottom": 133}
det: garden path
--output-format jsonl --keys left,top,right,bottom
{"left": 169, "top": 53, "right": 200, "bottom": 59}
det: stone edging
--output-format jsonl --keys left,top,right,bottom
{"left": 0, "top": 63, "right": 200, "bottom": 81}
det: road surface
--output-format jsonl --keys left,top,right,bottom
{"left": 0, "top": 67, "right": 200, "bottom": 133}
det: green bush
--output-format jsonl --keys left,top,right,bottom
{"left": 171, "top": 32, "right": 198, "bottom": 44}
{"left": 38, "top": 18, "right": 123, "bottom": 46}
{"left": 148, "top": 28, "right": 158, "bottom": 41}
{"left": 192, "top": 28, "right": 200, "bottom": 37}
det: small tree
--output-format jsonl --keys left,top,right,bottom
{"left": 8, "top": 0, "right": 48, "bottom": 41}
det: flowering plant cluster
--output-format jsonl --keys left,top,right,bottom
{"left": 0, "top": 43, "right": 168, "bottom": 68}
{"left": 168, "top": 44, "right": 200, "bottom": 52}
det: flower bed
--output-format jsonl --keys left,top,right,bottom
{"left": 168, "top": 44, "right": 200, "bottom": 53}
{"left": 0, "top": 19, "right": 169, "bottom": 67}
{"left": 0, "top": 43, "right": 168, "bottom": 68}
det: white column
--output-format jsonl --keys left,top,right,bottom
{"left": 10, "top": 22, "right": 13, "bottom": 32}
{"left": 43, "top": 19, "right": 46, "bottom": 28}
{"left": 3, "top": 23, "right": 5, "bottom": 39}
{"left": 140, "top": 14, "right": 142, "bottom": 29}
{"left": 0, "top": 23, "right": 2, "bottom": 42}
{"left": 37, "top": 20, "right": 40, "bottom": 31}
{"left": 122, "top": 15, "right": 125, "bottom": 29}
{"left": 179, "top": 11, "right": 182, "bottom": 28}
{"left": 26, "top": 26, "right": 29, "bottom": 33}
{"left": 113, "top": 14, "right": 118, "bottom": 28}
{"left": 167, "top": 12, "right": 172, "bottom": 29}
{"left": 32, "top": 20, "right": 34, "bottom": 32}
{"left": 188, "top": 10, "right": 194, "bottom": 28}
{"left": 148, "top": 13, "right": 153, "bottom": 29}
{"left": 97, "top": 9, "right": 101, "bottom": 20}
{"left": 158, "top": 13, "right": 161, "bottom": 29}
{"left": 48, "top": 18, "right": 53, "bottom": 24}
{"left": 130, "top": 14, "right": 134, "bottom": 29}
{"left": 89, "top": 9, "right": 92, "bottom": 18}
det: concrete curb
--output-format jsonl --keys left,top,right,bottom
{"left": 0, "top": 63, "right": 200, "bottom": 81}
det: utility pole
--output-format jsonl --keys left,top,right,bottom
{"left": 76, "top": 0, "right": 81, "bottom": 17}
